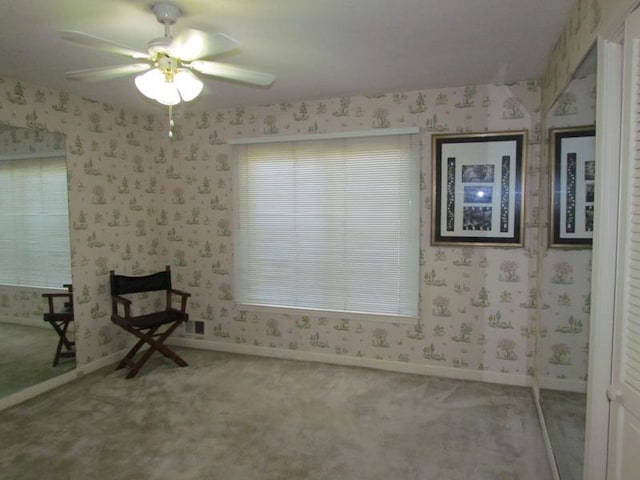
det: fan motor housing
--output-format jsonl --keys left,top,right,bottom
{"left": 148, "top": 36, "right": 173, "bottom": 56}
{"left": 157, "top": 54, "right": 179, "bottom": 71}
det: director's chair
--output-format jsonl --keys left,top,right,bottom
{"left": 109, "top": 266, "right": 190, "bottom": 379}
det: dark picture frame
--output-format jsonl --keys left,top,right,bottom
{"left": 432, "top": 131, "right": 527, "bottom": 246}
{"left": 549, "top": 126, "right": 596, "bottom": 248}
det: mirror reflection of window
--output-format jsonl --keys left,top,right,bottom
{"left": 0, "top": 168, "right": 70, "bottom": 286}
{"left": 0, "top": 125, "right": 73, "bottom": 399}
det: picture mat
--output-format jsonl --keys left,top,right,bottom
{"left": 438, "top": 140, "right": 518, "bottom": 238}
{"left": 557, "top": 136, "right": 596, "bottom": 239}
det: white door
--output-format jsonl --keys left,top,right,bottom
{"left": 609, "top": 7, "right": 640, "bottom": 480}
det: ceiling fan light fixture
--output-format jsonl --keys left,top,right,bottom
{"left": 154, "top": 80, "right": 181, "bottom": 106}
{"left": 135, "top": 68, "right": 182, "bottom": 106}
{"left": 174, "top": 69, "right": 203, "bottom": 102}
{"left": 134, "top": 68, "right": 164, "bottom": 99}
{"left": 62, "top": 1, "right": 273, "bottom": 111}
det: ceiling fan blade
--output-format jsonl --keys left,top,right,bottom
{"left": 60, "top": 31, "right": 150, "bottom": 59}
{"left": 66, "top": 63, "right": 151, "bottom": 82}
{"left": 191, "top": 61, "right": 274, "bottom": 86}
{"left": 169, "top": 29, "right": 240, "bottom": 61}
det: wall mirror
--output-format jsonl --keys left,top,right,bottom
{"left": 0, "top": 124, "right": 75, "bottom": 399}
{"left": 537, "top": 44, "right": 597, "bottom": 480}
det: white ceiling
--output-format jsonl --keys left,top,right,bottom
{"left": 0, "top": 0, "right": 574, "bottom": 115}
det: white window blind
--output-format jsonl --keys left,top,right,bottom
{"left": 233, "top": 131, "right": 419, "bottom": 317}
{"left": 0, "top": 154, "right": 72, "bottom": 288}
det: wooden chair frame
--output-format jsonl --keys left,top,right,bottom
{"left": 110, "top": 266, "right": 190, "bottom": 379}
{"left": 42, "top": 284, "right": 75, "bottom": 366}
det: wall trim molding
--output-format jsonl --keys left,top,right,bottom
{"left": 599, "top": 0, "right": 640, "bottom": 39}
{"left": 538, "top": 375, "right": 587, "bottom": 393}
{"left": 0, "top": 316, "right": 50, "bottom": 329}
{"left": 2, "top": 337, "right": 535, "bottom": 412}
{"left": 0, "top": 348, "right": 126, "bottom": 412}
{"left": 533, "top": 385, "right": 562, "bottom": 480}
{"left": 170, "top": 337, "right": 533, "bottom": 388}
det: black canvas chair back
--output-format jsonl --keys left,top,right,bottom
{"left": 110, "top": 266, "right": 190, "bottom": 379}
{"left": 110, "top": 269, "right": 171, "bottom": 296}
{"left": 42, "top": 284, "right": 75, "bottom": 366}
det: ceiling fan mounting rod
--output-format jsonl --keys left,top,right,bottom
{"left": 151, "top": 2, "right": 181, "bottom": 37}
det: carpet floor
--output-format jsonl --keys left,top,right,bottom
{"left": 0, "top": 322, "right": 75, "bottom": 398}
{"left": 539, "top": 389, "right": 586, "bottom": 480}
{"left": 0, "top": 348, "right": 551, "bottom": 480}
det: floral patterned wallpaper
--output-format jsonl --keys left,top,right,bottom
{"left": 539, "top": 73, "right": 596, "bottom": 388}
{"left": 0, "top": 126, "right": 65, "bottom": 156}
{"left": 541, "top": 0, "right": 636, "bottom": 113}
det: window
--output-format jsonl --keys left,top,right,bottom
{"left": 233, "top": 130, "right": 420, "bottom": 318}
{"left": 0, "top": 153, "right": 72, "bottom": 288}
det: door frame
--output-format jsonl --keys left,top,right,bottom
{"left": 586, "top": 2, "right": 640, "bottom": 479}
{"left": 585, "top": 34, "right": 623, "bottom": 480}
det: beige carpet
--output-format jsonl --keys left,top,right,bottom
{"left": 0, "top": 348, "right": 551, "bottom": 480}
{"left": 0, "top": 322, "right": 75, "bottom": 397}
{"left": 539, "top": 389, "right": 586, "bottom": 480}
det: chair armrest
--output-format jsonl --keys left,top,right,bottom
{"left": 170, "top": 288, "right": 191, "bottom": 298}
{"left": 112, "top": 295, "right": 132, "bottom": 319}
{"left": 169, "top": 288, "right": 191, "bottom": 313}
{"left": 42, "top": 292, "right": 73, "bottom": 313}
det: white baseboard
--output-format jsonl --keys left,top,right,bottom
{"left": 169, "top": 337, "right": 533, "bottom": 388}
{"left": 538, "top": 376, "right": 587, "bottom": 393}
{"left": 0, "top": 316, "right": 50, "bottom": 329}
{"left": 0, "top": 348, "right": 127, "bottom": 412}
{"left": 2, "top": 338, "right": 536, "bottom": 412}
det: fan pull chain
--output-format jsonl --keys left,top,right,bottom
{"left": 168, "top": 105, "right": 174, "bottom": 139}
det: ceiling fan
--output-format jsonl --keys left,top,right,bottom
{"left": 60, "top": 2, "right": 275, "bottom": 106}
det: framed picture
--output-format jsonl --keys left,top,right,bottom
{"left": 549, "top": 126, "right": 596, "bottom": 247}
{"left": 432, "top": 131, "right": 527, "bottom": 246}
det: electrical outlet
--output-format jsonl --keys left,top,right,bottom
{"left": 194, "top": 320, "right": 205, "bottom": 335}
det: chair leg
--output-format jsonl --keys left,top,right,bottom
{"left": 118, "top": 322, "right": 188, "bottom": 379}
{"left": 125, "top": 344, "right": 158, "bottom": 379}
{"left": 53, "top": 330, "right": 64, "bottom": 367}
{"left": 50, "top": 320, "right": 75, "bottom": 366}
{"left": 116, "top": 325, "right": 160, "bottom": 370}
{"left": 152, "top": 320, "right": 188, "bottom": 366}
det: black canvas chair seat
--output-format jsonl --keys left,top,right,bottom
{"left": 42, "top": 284, "right": 75, "bottom": 366}
{"left": 122, "top": 309, "right": 185, "bottom": 329}
{"left": 110, "top": 266, "right": 190, "bottom": 379}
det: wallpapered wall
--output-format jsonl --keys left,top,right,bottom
{"left": 0, "top": 78, "right": 166, "bottom": 362}
{"left": 0, "top": 126, "right": 65, "bottom": 155}
{"left": 539, "top": 73, "right": 596, "bottom": 389}
{"left": 541, "top": 0, "right": 637, "bottom": 113}
{"left": 0, "top": 11, "right": 599, "bottom": 385}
